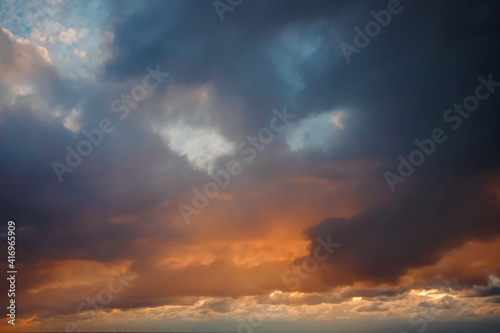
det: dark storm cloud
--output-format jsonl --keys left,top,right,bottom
{"left": 103, "top": 0, "right": 500, "bottom": 158}
{"left": 489, "top": 297, "right": 500, "bottom": 304}
{"left": 105, "top": 0, "right": 354, "bottom": 81}
{"left": 340, "top": 286, "right": 409, "bottom": 299}
{"left": 103, "top": 0, "right": 367, "bottom": 135}
{"left": 0, "top": 104, "right": 193, "bottom": 265}
{"left": 100, "top": 0, "right": 500, "bottom": 235}
{"left": 197, "top": 0, "right": 500, "bottom": 288}
{"left": 466, "top": 286, "right": 500, "bottom": 298}
{"left": 0, "top": 26, "right": 200, "bottom": 269}
{"left": 0, "top": 94, "right": 197, "bottom": 315}
{"left": 305, "top": 176, "right": 500, "bottom": 286}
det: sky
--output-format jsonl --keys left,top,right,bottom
{"left": 0, "top": 0, "right": 500, "bottom": 332}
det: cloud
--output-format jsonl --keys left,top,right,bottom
{"left": 158, "top": 122, "right": 236, "bottom": 173}
{"left": 0, "top": 27, "right": 52, "bottom": 81}
{"left": 305, "top": 177, "right": 500, "bottom": 286}
{"left": 286, "top": 110, "right": 344, "bottom": 152}
{"left": 1, "top": 0, "right": 500, "bottom": 330}
{"left": 340, "top": 286, "right": 409, "bottom": 299}
{"left": 466, "top": 286, "right": 500, "bottom": 298}
{"left": 59, "top": 27, "right": 78, "bottom": 43}
{"left": 353, "top": 302, "right": 388, "bottom": 313}
{"left": 203, "top": 299, "right": 234, "bottom": 314}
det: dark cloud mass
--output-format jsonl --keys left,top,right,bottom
{"left": 306, "top": 178, "right": 500, "bottom": 286}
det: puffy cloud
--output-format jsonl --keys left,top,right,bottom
{"left": 59, "top": 27, "right": 78, "bottom": 43}
{"left": 0, "top": 27, "right": 51, "bottom": 82}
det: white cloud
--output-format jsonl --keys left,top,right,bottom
{"left": 73, "top": 48, "right": 86, "bottom": 58}
{"left": 159, "top": 122, "right": 236, "bottom": 174}
{"left": 286, "top": 110, "right": 345, "bottom": 152}
{"left": 62, "top": 108, "right": 82, "bottom": 134}
{"left": 59, "top": 28, "right": 78, "bottom": 43}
